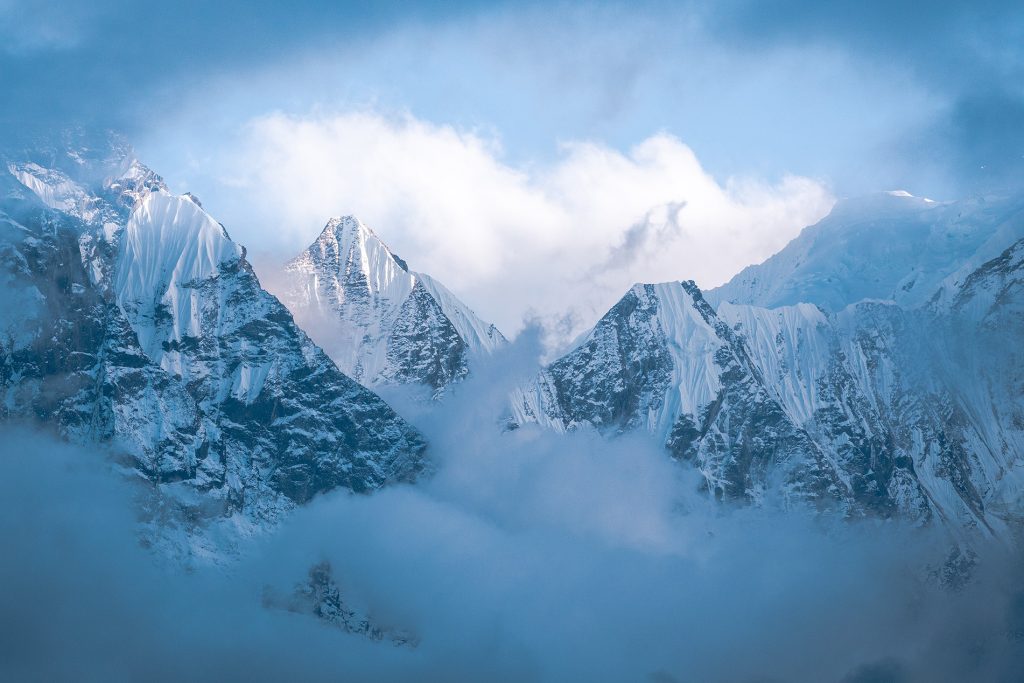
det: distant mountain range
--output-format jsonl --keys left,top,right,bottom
{"left": 513, "top": 192, "right": 1024, "bottom": 538}
{"left": 0, "top": 132, "right": 426, "bottom": 562}
{"left": 2, "top": 131, "right": 1022, "bottom": 562}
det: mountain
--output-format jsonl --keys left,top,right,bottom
{"left": 512, "top": 281, "right": 847, "bottom": 505}
{"left": 512, "top": 197, "right": 1024, "bottom": 537}
{"left": 705, "top": 191, "right": 1024, "bottom": 312}
{"left": 0, "top": 132, "right": 427, "bottom": 560}
{"left": 277, "top": 215, "right": 505, "bottom": 394}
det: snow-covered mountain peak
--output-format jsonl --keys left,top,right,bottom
{"left": 115, "top": 191, "right": 243, "bottom": 329}
{"left": 295, "top": 214, "right": 415, "bottom": 300}
{"left": 284, "top": 216, "right": 417, "bottom": 356}
{"left": 707, "top": 192, "right": 1024, "bottom": 312}
{"left": 317, "top": 215, "right": 373, "bottom": 245}
{"left": 319, "top": 214, "right": 384, "bottom": 241}
{"left": 315, "top": 215, "right": 401, "bottom": 261}
{"left": 511, "top": 279, "right": 733, "bottom": 438}
{"left": 1, "top": 140, "right": 430, "bottom": 567}
{"left": 517, "top": 195, "right": 1024, "bottom": 531}
{"left": 4, "top": 134, "right": 166, "bottom": 225}
{"left": 278, "top": 215, "right": 505, "bottom": 392}
{"left": 823, "top": 189, "right": 942, "bottom": 223}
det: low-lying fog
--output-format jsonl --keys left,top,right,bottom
{"left": 2, "top": 335, "right": 1022, "bottom": 682}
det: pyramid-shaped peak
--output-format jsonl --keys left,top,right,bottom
{"left": 309, "top": 215, "right": 409, "bottom": 272}
{"left": 628, "top": 279, "right": 710, "bottom": 312}
{"left": 279, "top": 213, "right": 506, "bottom": 392}
{"left": 328, "top": 214, "right": 366, "bottom": 230}
{"left": 317, "top": 215, "right": 370, "bottom": 240}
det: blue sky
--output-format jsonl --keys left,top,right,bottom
{"left": 3, "top": 0, "right": 1021, "bottom": 194}
{"left": 2, "top": 0, "right": 1023, "bottom": 335}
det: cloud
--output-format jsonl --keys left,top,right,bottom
{"left": 2, "top": 342, "right": 1024, "bottom": 682}
{"left": 0, "top": 0, "right": 505, "bottom": 131}
{"left": 597, "top": 200, "right": 688, "bottom": 272}
{"left": 711, "top": 0, "right": 1024, "bottom": 192}
{"left": 191, "top": 110, "right": 833, "bottom": 343}
{"left": 4, "top": 1, "right": 1020, "bottom": 194}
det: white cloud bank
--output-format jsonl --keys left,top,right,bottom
{"left": 3, "top": 343, "right": 1024, "bottom": 682}
{"left": 204, "top": 111, "right": 833, "bottom": 343}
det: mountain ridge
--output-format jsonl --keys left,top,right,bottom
{"left": 277, "top": 213, "right": 506, "bottom": 394}
{"left": 514, "top": 202, "right": 1024, "bottom": 536}
{"left": 0, "top": 134, "right": 428, "bottom": 562}
{"left": 706, "top": 191, "right": 1024, "bottom": 313}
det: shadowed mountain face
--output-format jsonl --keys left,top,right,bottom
{"left": 0, "top": 133, "right": 426, "bottom": 559}
{"left": 3, "top": 133, "right": 1023, "bottom": 551}
{"left": 277, "top": 215, "right": 506, "bottom": 395}
{"left": 513, "top": 195, "right": 1024, "bottom": 537}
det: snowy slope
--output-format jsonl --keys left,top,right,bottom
{"left": 0, "top": 134, "right": 427, "bottom": 561}
{"left": 279, "top": 215, "right": 505, "bottom": 392}
{"left": 513, "top": 281, "right": 842, "bottom": 505}
{"left": 930, "top": 238, "right": 1024, "bottom": 528}
{"left": 115, "top": 192, "right": 243, "bottom": 354}
{"left": 706, "top": 192, "right": 1024, "bottom": 312}
{"left": 415, "top": 271, "right": 506, "bottom": 354}
{"left": 514, "top": 228, "right": 1024, "bottom": 532}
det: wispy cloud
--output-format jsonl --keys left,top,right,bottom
{"left": 3, "top": 348, "right": 1023, "bottom": 681}
{"left": 8, "top": 1, "right": 1018, "bottom": 194}
{"left": 595, "top": 200, "right": 689, "bottom": 272}
{"left": 192, "top": 111, "right": 832, "bottom": 343}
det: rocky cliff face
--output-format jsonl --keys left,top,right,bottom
{"left": 513, "top": 200, "right": 1024, "bottom": 537}
{"left": 278, "top": 216, "right": 505, "bottom": 394}
{"left": 0, "top": 133, "right": 427, "bottom": 560}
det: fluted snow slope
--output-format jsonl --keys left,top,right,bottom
{"left": 0, "top": 134, "right": 427, "bottom": 561}
{"left": 514, "top": 204, "right": 1024, "bottom": 537}
{"left": 279, "top": 215, "right": 505, "bottom": 393}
